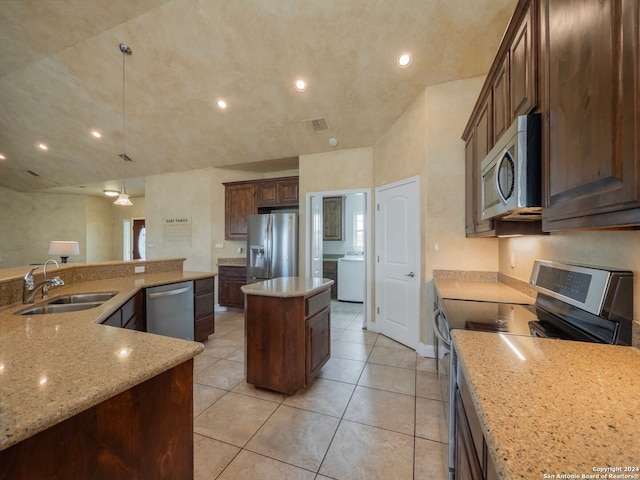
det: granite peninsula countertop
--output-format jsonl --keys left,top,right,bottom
{"left": 0, "top": 270, "right": 213, "bottom": 451}
{"left": 241, "top": 277, "right": 334, "bottom": 298}
{"left": 452, "top": 330, "right": 640, "bottom": 479}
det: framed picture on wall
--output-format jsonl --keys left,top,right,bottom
{"left": 323, "top": 196, "right": 343, "bottom": 241}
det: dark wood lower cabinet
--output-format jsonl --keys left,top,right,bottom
{"left": 455, "top": 392, "right": 484, "bottom": 480}
{"left": 101, "top": 291, "right": 144, "bottom": 330}
{"left": 0, "top": 360, "right": 194, "bottom": 480}
{"left": 218, "top": 266, "right": 246, "bottom": 308}
{"left": 194, "top": 277, "right": 215, "bottom": 341}
{"left": 245, "top": 287, "right": 331, "bottom": 395}
{"left": 322, "top": 260, "right": 338, "bottom": 299}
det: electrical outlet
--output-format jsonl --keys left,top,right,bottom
{"left": 135, "top": 266, "right": 145, "bottom": 274}
{"left": 236, "top": 247, "right": 243, "bottom": 254}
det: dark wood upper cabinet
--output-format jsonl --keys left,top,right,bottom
{"left": 492, "top": 58, "right": 510, "bottom": 143}
{"left": 473, "top": 97, "right": 494, "bottom": 234}
{"left": 224, "top": 182, "right": 256, "bottom": 240}
{"left": 542, "top": 0, "right": 640, "bottom": 230}
{"left": 225, "top": 176, "right": 299, "bottom": 240}
{"left": 510, "top": 0, "right": 537, "bottom": 118}
{"left": 461, "top": 0, "right": 543, "bottom": 238}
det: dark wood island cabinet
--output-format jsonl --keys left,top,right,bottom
{"left": 241, "top": 277, "right": 333, "bottom": 395}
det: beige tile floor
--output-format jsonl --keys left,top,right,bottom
{"left": 193, "top": 301, "right": 448, "bottom": 480}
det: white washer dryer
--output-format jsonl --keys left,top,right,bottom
{"left": 337, "top": 250, "right": 364, "bottom": 302}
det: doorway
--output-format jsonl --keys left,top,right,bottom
{"left": 375, "top": 176, "right": 420, "bottom": 349}
{"left": 306, "top": 189, "right": 372, "bottom": 328}
{"left": 123, "top": 218, "right": 146, "bottom": 261}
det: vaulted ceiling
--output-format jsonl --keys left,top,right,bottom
{"left": 0, "top": 0, "right": 517, "bottom": 197}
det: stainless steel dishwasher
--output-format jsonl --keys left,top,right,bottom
{"left": 146, "top": 281, "right": 194, "bottom": 341}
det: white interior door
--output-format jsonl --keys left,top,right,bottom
{"left": 375, "top": 176, "right": 420, "bottom": 349}
{"left": 310, "top": 195, "right": 324, "bottom": 278}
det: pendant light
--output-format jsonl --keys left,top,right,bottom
{"left": 114, "top": 43, "right": 133, "bottom": 206}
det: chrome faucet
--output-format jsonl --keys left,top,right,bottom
{"left": 22, "top": 263, "right": 65, "bottom": 304}
{"left": 42, "top": 259, "right": 59, "bottom": 298}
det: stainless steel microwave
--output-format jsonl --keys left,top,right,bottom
{"left": 480, "top": 114, "right": 542, "bottom": 221}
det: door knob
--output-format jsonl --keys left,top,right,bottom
{"left": 405, "top": 272, "right": 415, "bottom": 277}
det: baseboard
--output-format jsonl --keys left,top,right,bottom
{"left": 417, "top": 342, "right": 435, "bottom": 358}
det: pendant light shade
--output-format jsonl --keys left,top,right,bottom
{"left": 114, "top": 183, "right": 133, "bottom": 206}
{"left": 115, "top": 43, "right": 133, "bottom": 206}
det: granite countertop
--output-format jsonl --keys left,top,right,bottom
{"left": 241, "top": 277, "right": 334, "bottom": 298}
{"left": 217, "top": 257, "right": 246, "bottom": 267}
{"left": 434, "top": 278, "right": 535, "bottom": 304}
{"left": 0, "top": 270, "right": 212, "bottom": 451}
{"left": 452, "top": 330, "right": 640, "bottom": 479}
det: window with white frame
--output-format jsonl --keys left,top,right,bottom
{"left": 354, "top": 213, "right": 364, "bottom": 249}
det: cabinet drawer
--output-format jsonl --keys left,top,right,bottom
{"left": 195, "top": 291, "right": 214, "bottom": 317}
{"left": 306, "top": 288, "right": 331, "bottom": 318}
{"left": 194, "top": 277, "right": 214, "bottom": 294}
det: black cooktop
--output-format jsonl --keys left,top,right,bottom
{"left": 441, "top": 299, "right": 538, "bottom": 336}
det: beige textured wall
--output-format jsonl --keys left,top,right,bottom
{"left": 371, "top": 76, "right": 499, "bottom": 348}
{"left": 145, "top": 168, "right": 213, "bottom": 272}
{"left": 500, "top": 231, "right": 640, "bottom": 321}
{"left": 86, "top": 196, "right": 115, "bottom": 262}
{"left": 0, "top": 187, "right": 148, "bottom": 267}
{"left": 298, "top": 147, "right": 374, "bottom": 277}
{"left": 0, "top": 187, "right": 87, "bottom": 266}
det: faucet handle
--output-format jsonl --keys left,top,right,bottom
{"left": 24, "top": 266, "right": 38, "bottom": 286}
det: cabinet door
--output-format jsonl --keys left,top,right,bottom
{"left": 306, "top": 307, "right": 330, "bottom": 382}
{"left": 277, "top": 177, "right": 299, "bottom": 205}
{"left": 543, "top": 0, "right": 640, "bottom": 229}
{"left": 473, "top": 96, "right": 494, "bottom": 234}
{"left": 218, "top": 268, "right": 246, "bottom": 309}
{"left": 493, "top": 57, "right": 510, "bottom": 142}
{"left": 464, "top": 135, "right": 477, "bottom": 236}
{"left": 257, "top": 181, "right": 278, "bottom": 208}
{"left": 455, "top": 393, "right": 484, "bottom": 480}
{"left": 510, "top": 0, "right": 536, "bottom": 118}
{"left": 224, "top": 183, "right": 256, "bottom": 240}
{"left": 322, "top": 261, "right": 338, "bottom": 298}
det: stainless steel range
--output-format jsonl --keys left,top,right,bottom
{"left": 433, "top": 260, "right": 634, "bottom": 480}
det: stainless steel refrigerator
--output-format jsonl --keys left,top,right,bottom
{"left": 246, "top": 213, "right": 298, "bottom": 283}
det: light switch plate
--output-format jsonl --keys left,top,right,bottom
{"left": 135, "top": 266, "right": 145, "bottom": 274}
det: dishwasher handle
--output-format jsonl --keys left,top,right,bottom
{"left": 433, "top": 309, "right": 451, "bottom": 347}
{"left": 147, "top": 285, "right": 192, "bottom": 299}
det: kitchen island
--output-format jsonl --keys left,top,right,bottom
{"left": 0, "top": 263, "right": 211, "bottom": 479}
{"left": 241, "top": 277, "right": 333, "bottom": 395}
{"left": 451, "top": 329, "right": 640, "bottom": 479}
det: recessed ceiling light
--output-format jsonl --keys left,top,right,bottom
{"left": 103, "top": 190, "right": 120, "bottom": 197}
{"left": 0, "top": 154, "right": 5, "bottom": 160}
{"left": 91, "top": 130, "right": 102, "bottom": 138}
{"left": 38, "top": 143, "right": 48, "bottom": 151}
{"left": 216, "top": 99, "right": 227, "bottom": 110}
{"left": 294, "top": 79, "right": 307, "bottom": 92}
{"left": 397, "top": 53, "right": 412, "bottom": 68}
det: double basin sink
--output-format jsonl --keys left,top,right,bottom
{"left": 15, "top": 292, "right": 118, "bottom": 316}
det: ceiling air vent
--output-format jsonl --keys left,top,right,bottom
{"left": 303, "top": 117, "right": 329, "bottom": 133}
{"left": 26, "top": 170, "right": 40, "bottom": 177}
{"left": 118, "top": 153, "right": 133, "bottom": 162}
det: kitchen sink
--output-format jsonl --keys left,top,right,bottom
{"left": 47, "top": 292, "right": 118, "bottom": 304}
{"left": 14, "top": 291, "right": 118, "bottom": 315}
{"left": 15, "top": 302, "right": 104, "bottom": 316}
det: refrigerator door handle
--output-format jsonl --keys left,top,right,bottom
{"left": 265, "top": 215, "right": 273, "bottom": 279}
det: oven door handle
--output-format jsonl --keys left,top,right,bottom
{"left": 433, "top": 309, "right": 451, "bottom": 347}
